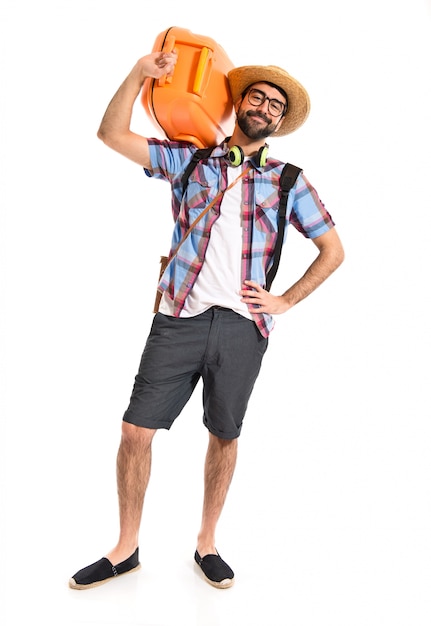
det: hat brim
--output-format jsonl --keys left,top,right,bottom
{"left": 227, "top": 65, "right": 310, "bottom": 136}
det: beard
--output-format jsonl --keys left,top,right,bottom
{"left": 236, "top": 108, "right": 280, "bottom": 139}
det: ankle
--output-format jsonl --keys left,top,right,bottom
{"left": 106, "top": 542, "right": 138, "bottom": 566}
{"left": 197, "top": 534, "right": 217, "bottom": 558}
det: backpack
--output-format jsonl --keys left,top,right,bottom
{"left": 180, "top": 147, "right": 302, "bottom": 290}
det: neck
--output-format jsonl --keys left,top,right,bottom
{"left": 227, "top": 129, "right": 267, "bottom": 158}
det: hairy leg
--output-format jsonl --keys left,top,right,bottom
{"left": 197, "top": 433, "right": 238, "bottom": 556}
{"left": 106, "top": 422, "right": 156, "bottom": 565}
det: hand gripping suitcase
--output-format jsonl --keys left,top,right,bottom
{"left": 141, "top": 26, "right": 236, "bottom": 148}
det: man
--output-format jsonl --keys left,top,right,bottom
{"left": 69, "top": 50, "right": 344, "bottom": 590}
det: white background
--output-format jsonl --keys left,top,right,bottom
{"left": 1, "top": 1, "right": 430, "bottom": 625}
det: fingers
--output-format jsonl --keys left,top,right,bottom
{"left": 155, "top": 52, "right": 174, "bottom": 67}
{"left": 155, "top": 51, "right": 177, "bottom": 75}
{"left": 135, "top": 52, "right": 177, "bottom": 83}
{"left": 240, "top": 281, "right": 282, "bottom": 314}
{"left": 241, "top": 279, "right": 262, "bottom": 292}
{"left": 240, "top": 281, "right": 265, "bottom": 309}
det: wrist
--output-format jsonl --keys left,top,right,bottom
{"left": 280, "top": 292, "right": 294, "bottom": 310}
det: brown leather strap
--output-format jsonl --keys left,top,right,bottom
{"left": 169, "top": 164, "right": 252, "bottom": 261}
{"left": 153, "top": 164, "right": 252, "bottom": 314}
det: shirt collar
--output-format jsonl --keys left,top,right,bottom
{"left": 209, "top": 137, "right": 269, "bottom": 171}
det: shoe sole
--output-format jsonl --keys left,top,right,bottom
{"left": 68, "top": 563, "right": 141, "bottom": 590}
{"left": 194, "top": 562, "right": 234, "bottom": 589}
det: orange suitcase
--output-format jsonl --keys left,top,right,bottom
{"left": 141, "top": 26, "right": 235, "bottom": 148}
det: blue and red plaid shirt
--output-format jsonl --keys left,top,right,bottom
{"left": 145, "top": 138, "right": 335, "bottom": 337}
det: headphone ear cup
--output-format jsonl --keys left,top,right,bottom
{"left": 257, "top": 145, "right": 269, "bottom": 167}
{"left": 228, "top": 145, "right": 244, "bottom": 167}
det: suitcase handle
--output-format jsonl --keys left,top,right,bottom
{"left": 158, "top": 33, "right": 177, "bottom": 86}
{"left": 193, "top": 47, "right": 212, "bottom": 96}
{"left": 158, "top": 34, "right": 212, "bottom": 95}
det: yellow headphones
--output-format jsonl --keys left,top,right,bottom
{"left": 228, "top": 144, "right": 269, "bottom": 167}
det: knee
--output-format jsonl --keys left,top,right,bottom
{"left": 209, "top": 432, "right": 238, "bottom": 451}
{"left": 121, "top": 421, "right": 156, "bottom": 450}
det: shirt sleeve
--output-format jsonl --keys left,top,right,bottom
{"left": 145, "top": 138, "right": 195, "bottom": 183}
{"left": 289, "top": 173, "right": 336, "bottom": 238}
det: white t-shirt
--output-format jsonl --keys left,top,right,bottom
{"left": 159, "top": 162, "right": 253, "bottom": 320}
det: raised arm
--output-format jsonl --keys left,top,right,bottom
{"left": 97, "top": 51, "right": 177, "bottom": 168}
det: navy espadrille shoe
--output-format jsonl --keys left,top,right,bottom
{"left": 69, "top": 548, "right": 141, "bottom": 589}
{"left": 194, "top": 550, "right": 234, "bottom": 588}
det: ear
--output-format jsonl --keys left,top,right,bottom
{"left": 234, "top": 95, "right": 244, "bottom": 114}
{"left": 273, "top": 114, "right": 285, "bottom": 132}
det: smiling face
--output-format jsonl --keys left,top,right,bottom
{"left": 235, "top": 81, "right": 287, "bottom": 140}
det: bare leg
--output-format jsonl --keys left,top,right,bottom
{"left": 197, "top": 433, "right": 238, "bottom": 556}
{"left": 106, "top": 422, "right": 156, "bottom": 565}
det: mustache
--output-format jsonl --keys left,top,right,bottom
{"left": 245, "top": 110, "right": 272, "bottom": 124}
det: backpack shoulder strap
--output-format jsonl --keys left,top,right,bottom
{"left": 180, "top": 152, "right": 301, "bottom": 292}
{"left": 265, "top": 162, "right": 302, "bottom": 291}
{"left": 181, "top": 147, "right": 214, "bottom": 195}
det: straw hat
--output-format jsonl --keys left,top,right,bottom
{"left": 227, "top": 65, "right": 310, "bottom": 136}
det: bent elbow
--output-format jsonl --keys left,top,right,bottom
{"left": 336, "top": 244, "right": 345, "bottom": 268}
{"left": 97, "top": 125, "right": 110, "bottom": 145}
{"left": 96, "top": 125, "right": 122, "bottom": 153}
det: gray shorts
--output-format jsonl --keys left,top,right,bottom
{"left": 123, "top": 307, "right": 268, "bottom": 439}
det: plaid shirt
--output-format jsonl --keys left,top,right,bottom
{"left": 146, "top": 138, "right": 335, "bottom": 337}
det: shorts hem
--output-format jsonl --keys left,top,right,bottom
{"left": 205, "top": 423, "right": 242, "bottom": 440}
{"left": 123, "top": 414, "right": 173, "bottom": 430}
